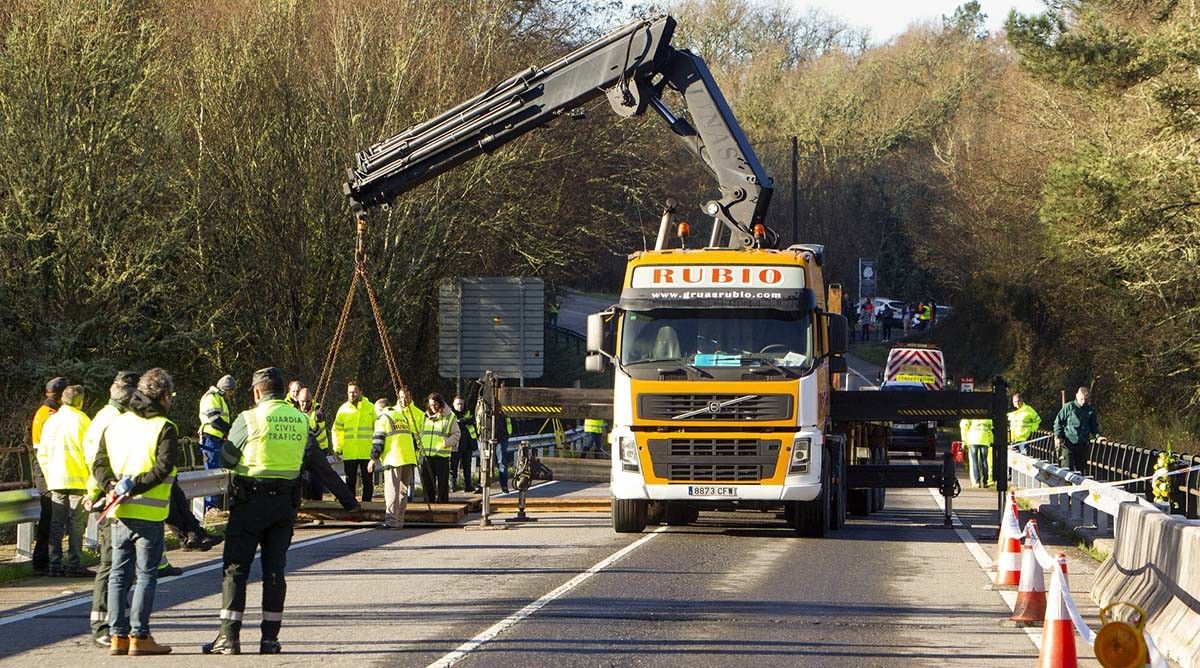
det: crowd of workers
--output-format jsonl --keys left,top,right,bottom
{"left": 958, "top": 386, "right": 1102, "bottom": 488}
{"left": 27, "top": 365, "right": 610, "bottom": 655}
{"left": 844, "top": 297, "right": 938, "bottom": 344}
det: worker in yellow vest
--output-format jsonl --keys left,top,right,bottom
{"left": 295, "top": 387, "right": 359, "bottom": 510}
{"left": 198, "top": 375, "right": 237, "bottom": 511}
{"left": 959, "top": 418, "right": 994, "bottom": 488}
{"left": 38, "top": 384, "right": 92, "bottom": 578}
{"left": 419, "top": 393, "right": 460, "bottom": 504}
{"left": 92, "top": 368, "right": 179, "bottom": 656}
{"left": 582, "top": 418, "right": 607, "bottom": 459}
{"left": 202, "top": 367, "right": 308, "bottom": 656}
{"left": 370, "top": 390, "right": 420, "bottom": 529}
{"left": 451, "top": 395, "right": 477, "bottom": 492}
{"left": 1007, "top": 393, "right": 1042, "bottom": 454}
{"left": 333, "top": 381, "right": 376, "bottom": 502}
{"left": 30, "top": 376, "right": 68, "bottom": 573}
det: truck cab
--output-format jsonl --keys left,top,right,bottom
{"left": 587, "top": 245, "right": 848, "bottom": 534}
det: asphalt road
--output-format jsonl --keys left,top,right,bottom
{"left": 0, "top": 478, "right": 1090, "bottom": 667}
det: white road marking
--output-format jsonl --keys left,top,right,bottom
{"left": 426, "top": 526, "right": 669, "bottom": 668}
{"left": 925, "top": 488, "right": 1043, "bottom": 650}
{"left": 0, "top": 528, "right": 371, "bottom": 627}
{"left": 490, "top": 480, "right": 558, "bottom": 498}
{"left": 847, "top": 365, "right": 877, "bottom": 390}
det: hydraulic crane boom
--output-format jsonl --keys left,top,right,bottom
{"left": 345, "top": 15, "right": 774, "bottom": 248}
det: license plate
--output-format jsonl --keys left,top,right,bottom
{"left": 688, "top": 486, "right": 737, "bottom": 497}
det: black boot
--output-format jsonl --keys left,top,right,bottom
{"left": 201, "top": 632, "right": 240, "bottom": 655}
{"left": 260, "top": 639, "right": 282, "bottom": 654}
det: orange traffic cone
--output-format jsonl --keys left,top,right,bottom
{"left": 1009, "top": 521, "right": 1046, "bottom": 626}
{"left": 993, "top": 494, "right": 1023, "bottom": 588}
{"left": 1038, "top": 554, "right": 1078, "bottom": 668}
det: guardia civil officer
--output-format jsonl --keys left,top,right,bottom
{"left": 203, "top": 367, "right": 309, "bottom": 655}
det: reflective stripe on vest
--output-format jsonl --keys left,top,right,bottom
{"left": 105, "top": 413, "right": 175, "bottom": 522}
{"left": 584, "top": 418, "right": 605, "bottom": 434}
{"left": 420, "top": 413, "right": 454, "bottom": 458}
{"left": 199, "top": 389, "right": 230, "bottom": 438}
{"left": 236, "top": 400, "right": 306, "bottom": 479}
{"left": 307, "top": 411, "right": 329, "bottom": 451}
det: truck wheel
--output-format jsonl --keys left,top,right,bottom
{"left": 793, "top": 456, "right": 830, "bottom": 537}
{"left": 828, "top": 455, "right": 847, "bottom": 530}
{"left": 663, "top": 501, "right": 691, "bottom": 526}
{"left": 612, "top": 498, "right": 648, "bottom": 533}
{"left": 872, "top": 487, "right": 886, "bottom": 513}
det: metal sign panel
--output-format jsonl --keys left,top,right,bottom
{"left": 439, "top": 277, "right": 544, "bottom": 380}
{"left": 858, "top": 258, "right": 877, "bottom": 302}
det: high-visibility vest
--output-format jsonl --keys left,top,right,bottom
{"left": 420, "top": 411, "right": 455, "bottom": 458}
{"left": 37, "top": 405, "right": 91, "bottom": 491}
{"left": 234, "top": 399, "right": 306, "bottom": 479}
{"left": 333, "top": 399, "right": 375, "bottom": 460}
{"left": 306, "top": 406, "right": 329, "bottom": 452}
{"left": 376, "top": 408, "right": 418, "bottom": 468}
{"left": 462, "top": 410, "right": 478, "bottom": 439}
{"left": 1007, "top": 404, "right": 1041, "bottom": 443}
{"left": 84, "top": 404, "right": 123, "bottom": 496}
{"left": 32, "top": 404, "right": 54, "bottom": 448}
{"left": 960, "top": 419, "right": 994, "bottom": 447}
{"left": 198, "top": 388, "right": 231, "bottom": 438}
{"left": 584, "top": 418, "right": 605, "bottom": 434}
{"left": 105, "top": 413, "right": 176, "bottom": 522}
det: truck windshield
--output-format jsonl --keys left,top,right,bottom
{"left": 620, "top": 309, "right": 812, "bottom": 369}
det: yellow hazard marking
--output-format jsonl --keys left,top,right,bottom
{"left": 506, "top": 405, "right": 562, "bottom": 414}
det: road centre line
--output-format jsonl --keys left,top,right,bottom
{"left": 426, "top": 525, "right": 669, "bottom": 668}
{"left": 847, "top": 365, "right": 877, "bottom": 390}
{"left": 0, "top": 527, "right": 371, "bottom": 627}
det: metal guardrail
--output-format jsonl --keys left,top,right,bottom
{"left": 1008, "top": 435, "right": 1161, "bottom": 534}
{"left": 1026, "top": 431, "right": 1200, "bottom": 519}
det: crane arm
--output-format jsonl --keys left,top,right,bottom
{"left": 345, "top": 15, "right": 773, "bottom": 248}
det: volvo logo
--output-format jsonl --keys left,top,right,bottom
{"left": 707, "top": 401, "right": 723, "bottom": 414}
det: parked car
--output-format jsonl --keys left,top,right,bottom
{"left": 871, "top": 297, "right": 906, "bottom": 326}
{"left": 879, "top": 379, "right": 938, "bottom": 459}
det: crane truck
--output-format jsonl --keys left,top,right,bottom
{"left": 345, "top": 15, "right": 994, "bottom": 536}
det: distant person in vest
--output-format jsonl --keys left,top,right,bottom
{"left": 582, "top": 418, "right": 607, "bottom": 459}
{"left": 419, "top": 393, "right": 461, "bottom": 504}
{"left": 296, "top": 387, "right": 360, "bottom": 510}
{"left": 1053, "top": 386, "right": 1100, "bottom": 472}
{"left": 333, "top": 381, "right": 376, "bottom": 502}
{"left": 959, "top": 417, "right": 994, "bottom": 488}
{"left": 370, "top": 390, "right": 419, "bottom": 529}
{"left": 92, "top": 367, "right": 179, "bottom": 656}
{"left": 286, "top": 379, "right": 303, "bottom": 409}
{"left": 30, "top": 376, "right": 68, "bottom": 574}
{"left": 198, "top": 374, "right": 238, "bottom": 511}
{"left": 1007, "top": 393, "right": 1042, "bottom": 454}
{"left": 37, "top": 383, "right": 93, "bottom": 577}
{"left": 450, "top": 395, "right": 476, "bottom": 492}
{"left": 203, "top": 367, "right": 308, "bottom": 655}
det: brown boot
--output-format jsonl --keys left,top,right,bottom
{"left": 110, "top": 635, "right": 129, "bottom": 656}
{"left": 129, "top": 634, "right": 172, "bottom": 655}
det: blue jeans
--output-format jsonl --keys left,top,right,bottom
{"left": 496, "top": 439, "right": 510, "bottom": 489}
{"left": 968, "top": 445, "right": 990, "bottom": 487}
{"left": 108, "top": 518, "right": 164, "bottom": 637}
{"left": 200, "top": 433, "right": 223, "bottom": 510}
{"left": 581, "top": 432, "right": 605, "bottom": 458}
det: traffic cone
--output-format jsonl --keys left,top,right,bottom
{"left": 993, "top": 494, "right": 1023, "bottom": 588}
{"left": 1009, "top": 521, "right": 1046, "bottom": 626}
{"left": 993, "top": 491, "right": 1021, "bottom": 560}
{"left": 1038, "top": 554, "right": 1078, "bottom": 668}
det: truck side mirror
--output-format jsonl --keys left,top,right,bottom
{"left": 586, "top": 312, "right": 608, "bottom": 355}
{"left": 826, "top": 312, "right": 848, "bottom": 355}
{"left": 585, "top": 354, "right": 607, "bottom": 373}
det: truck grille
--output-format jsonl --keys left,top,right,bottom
{"left": 647, "top": 438, "right": 781, "bottom": 482}
{"left": 668, "top": 463, "right": 761, "bottom": 481}
{"left": 639, "top": 394, "right": 792, "bottom": 421}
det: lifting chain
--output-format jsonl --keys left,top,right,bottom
{"left": 314, "top": 213, "right": 405, "bottom": 407}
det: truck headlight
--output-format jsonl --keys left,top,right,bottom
{"left": 790, "top": 437, "right": 811, "bottom": 473}
{"left": 619, "top": 436, "right": 639, "bottom": 471}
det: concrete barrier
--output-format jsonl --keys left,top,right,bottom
{"left": 1091, "top": 501, "right": 1200, "bottom": 667}
{"left": 540, "top": 456, "right": 609, "bottom": 483}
